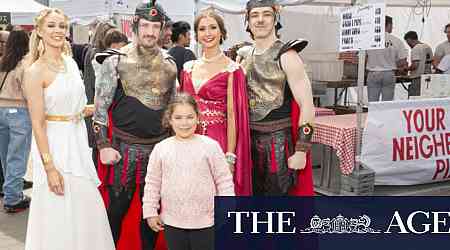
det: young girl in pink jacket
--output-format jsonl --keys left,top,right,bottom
{"left": 142, "top": 93, "right": 235, "bottom": 250}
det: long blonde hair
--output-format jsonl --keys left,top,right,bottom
{"left": 26, "top": 8, "right": 71, "bottom": 65}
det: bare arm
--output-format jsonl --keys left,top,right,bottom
{"left": 210, "top": 142, "right": 235, "bottom": 196}
{"left": 432, "top": 46, "right": 444, "bottom": 68}
{"left": 280, "top": 50, "right": 315, "bottom": 127}
{"left": 23, "top": 64, "right": 64, "bottom": 195}
{"left": 226, "top": 72, "right": 236, "bottom": 157}
{"left": 432, "top": 56, "right": 441, "bottom": 68}
{"left": 23, "top": 66, "right": 50, "bottom": 171}
{"left": 280, "top": 50, "right": 314, "bottom": 170}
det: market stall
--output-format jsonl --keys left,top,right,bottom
{"left": 0, "top": 0, "right": 47, "bottom": 26}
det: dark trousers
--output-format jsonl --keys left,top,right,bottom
{"left": 106, "top": 136, "right": 158, "bottom": 249}
{"left": 165, "top": 225, "right": 214, "bottom": 250}
{"left": 251, "top": 127, "right": 297, "bottom": 195}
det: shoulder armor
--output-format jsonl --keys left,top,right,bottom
{"left": 94, "top": 49, "right": 126, "bottom": 64}
{"left": 275, "top": 39, "right": 308, "bottom": 61}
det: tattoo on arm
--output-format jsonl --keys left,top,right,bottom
{"left": 93, "top": 56, "right": 119, "bottom": 126}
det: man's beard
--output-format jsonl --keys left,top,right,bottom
{"left": 140, "top": 37, "right": 158, "bottom": 49}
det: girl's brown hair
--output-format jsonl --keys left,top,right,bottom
{"left": 162, "top": 93, "right": 200, "bottom": 129}
{"left": 193, "top": 7, "right": 227, "bottom": 44}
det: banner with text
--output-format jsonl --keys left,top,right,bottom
{"left": 216, "top": 197, "right": 450, "bottom": 250}
{"left": 361, "top": 98, "right": 450, "bottom": 185}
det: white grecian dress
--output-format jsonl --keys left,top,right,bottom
{"left": 25, "top": 56, "right": 115, "bottom": 250}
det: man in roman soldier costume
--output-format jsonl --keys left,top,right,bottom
{"left": 92, "top": 1, "right": 176, "bottom": 249}
{"left": 241, "top": 0, "right": 315, "bottom": 196}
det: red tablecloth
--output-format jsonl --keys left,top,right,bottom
{"left": 312, "top": 113, "right": 367, "bottom": 175}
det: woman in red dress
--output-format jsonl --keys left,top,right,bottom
{"left": 180, "top": 8, "right": 252, "bottom": 196}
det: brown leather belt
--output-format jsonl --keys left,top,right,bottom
{"left": 112, "top": 127, "right": 170, "bottom": 145}
{"left": 250, "top": 117, "right": 292, "bottom": 132}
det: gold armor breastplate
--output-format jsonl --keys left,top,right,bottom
{"left": 242, "top": 40, "right": 287, "bottom": 121}
{"left": 117, "top": 44, "right": 177, "bottom": 110}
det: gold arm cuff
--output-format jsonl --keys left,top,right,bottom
{"left": 41, "top": 153, "right": 53, "bottom": 165}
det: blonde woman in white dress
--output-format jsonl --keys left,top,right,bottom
{"left": 23, "top": 8, "right": 115, "bottom": 250}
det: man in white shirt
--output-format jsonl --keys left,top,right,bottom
{"left": 403, "top": 31, "right": 433, "bottom": 96}
{"left": 432, "top": 23, "right": 450, "bottom": 68}
{"left": 436, "top": 54, "right": 450, "bottom": 74}
{"left": 366, "top": 16, "right": 408, "bottom": 102}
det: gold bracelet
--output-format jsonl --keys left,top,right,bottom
{"left": 41, "top": 153, "right": 53, "bottom": 165}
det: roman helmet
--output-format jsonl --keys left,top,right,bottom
{"left": 133, "top": 0, "right": 169, "bottom": 33}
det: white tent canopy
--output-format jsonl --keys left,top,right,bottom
{"left": 48, "top": 0, "right": 450, "bottom": 53}
{"left": 1, "top": 0, "right": 48, "bottom": 25}
{"left": 183, "top": 0, "right": 450, "bottom": 52}
{"left": 196, "top": 0, "right": 450, "bottom": 13}
{"left": 1, "top": 0, "right": 48, "bottom": 13}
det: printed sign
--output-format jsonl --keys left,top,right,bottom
{"left": 339, "top": 3, "right": 385, "bottom": 52}
{"left": 361, "top": 98, "right": 450, "bottom": 185}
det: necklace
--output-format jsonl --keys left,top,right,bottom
{"left": 201, "top": 51, "right": 224, "bottom": 63}
{"left": 42, "top": 57, "right": 66, "bottom": 73}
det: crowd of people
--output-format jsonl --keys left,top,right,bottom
{"left": 366, "top": 16, "right": 450, "bottom": 102}
{"left": 0, "top": 0, "right": 315, "bottom": 250}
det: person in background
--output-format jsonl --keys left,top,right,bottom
{"left": 0, "top": 30, "right": 9, "bottom": 59}
{"left": 436, "top": 54, "right": 450, "bottom": 74}
{"left": 366, "top": 15, "right": 408, "bottom": 102}
{"left": 103, "top": 29, "right": 128, "bottom": 50}
{"left": 143, "top": 93, "right": 234, "bottom": 250}
{"left": 161, "top": 19, "right": 173, "bottom": 50}
{"left": 0, "top": 30, "right": 9, "bottom": 198}
{"left": 83, "top": 21, "right": 116, "bottom": 169}
{"left": 403, "top": 31, "right": 433, "bottom": 96}
{"left": 432, "top": 23, "right": 450, "bottom": 68}
{"left": 0, "top": 30, "right": 32, "bottom": 213}
{"left": 168, "top": 21, "right": 196, "bottom": 82}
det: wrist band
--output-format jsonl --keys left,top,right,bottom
{"left": 225, "top": 152, "right": 237, "bottom": 165}
{"left": 41, "top": 153, "right": 53, "bottom": 165}
{"left": 297, "top": 122, "right": 314, "bottom": 144}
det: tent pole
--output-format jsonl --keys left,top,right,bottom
{"left": 352, "top": 0, "right": 364, "bottom": 174}
{"left": 355, "top": 49, "right": 365, "bottom": 173}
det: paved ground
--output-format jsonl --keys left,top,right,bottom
{"left": 0, "top": 166, "right": 32, "bottom": 250}
{"left": 0, "top": 192, "right": 30, "bottom": 250}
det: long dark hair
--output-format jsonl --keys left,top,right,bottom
{"left": 0, "top": 30, "right": 29, "bottom": 72}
